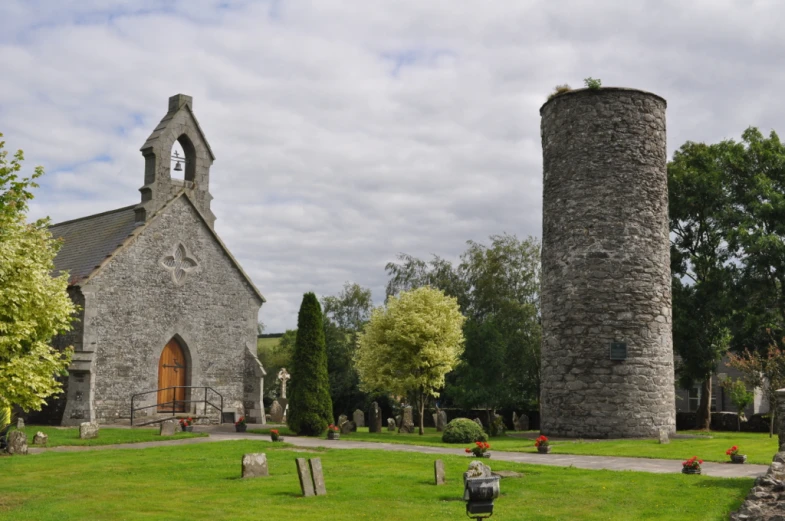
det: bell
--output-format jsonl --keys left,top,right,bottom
{"left": 173, "top": 161, "right": 183, "bottom": 172}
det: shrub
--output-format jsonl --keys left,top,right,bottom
{"left": 442, "top": 418, "right": 488, "bottom": 444}
{"left": 547, "top": 84, "right": 571, "bottom": 101}
{"left": 287, "top": 293, "right": 334, "bottom": 436}
{"left": 584, "top": 77, "right": 602, "bottom": 90}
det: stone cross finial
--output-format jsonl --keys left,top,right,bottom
{"left": 278, "top": 368, "right": 291, "bottom": 398}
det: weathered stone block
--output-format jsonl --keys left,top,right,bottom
{"left": 241, "top": 453, "right": 268, "bottom": 478}
{"left": 32, "top": 432, "right": 49, "bottom": 445}
{"left": 434, "top": 460, "right": 446, "bottom": 485}
{"left": 79, "top": 422, "right": 99, "bottom": 439}
{"left": 353, "top": 409, "right": 365, "bottom": 428}
{"left": 296, "top": 458, "right": 315, "bottom": 497}
{"left": 159, "top": 420, "right": 176, "bottom": 436}
{"left": 6, "top": 431, "right": 28, "bottom": 455}
{"left": 387, "top": 418, "right": 396, "bottom": 431}
{"left": 309, "top": 457, "right": 327, "bottom": 496}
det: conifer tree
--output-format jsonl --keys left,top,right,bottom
{"left": 287, "top": 292, "right": 333, "bottom": 435}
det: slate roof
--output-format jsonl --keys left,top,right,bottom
{"left": 49, "top": 205, "right": 139, "bottom": 285}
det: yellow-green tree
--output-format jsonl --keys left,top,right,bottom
{"left": 355, "top": 286, "right": 465, "bottom": 435}
{"left": 0, "top": 133, "right": 75, "bottom": 412}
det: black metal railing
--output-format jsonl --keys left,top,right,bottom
{"left": 130, "top": 386, "right": 223, "bottom": 426}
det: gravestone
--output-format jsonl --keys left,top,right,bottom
{"left": 32, "top": 432, "right": 48, "bottom": 445}
{"left": 353, "top": 409, "right": 365, "bottom": 428}
{"left": 514, "top": 413, "right": 529, "bottom": 431}
{"left": 512, "top": 412, "right": 519, "bottom": 431}
{"left": 159, "top": 420, "right": 176, "bottom": 436}
{"left": 399, "top": 406, "right": 414, "bottom": 433}
{"left": 473, "top": 417, "right": 484, "bottom": 429}
{"left": 387, "top": 418, "right": 396, "bottom": 431}
{"left": 6, "top": 431, "right": 27, "bottom": 455}
{"left": 241, "top": 453, "right": 269, "bottom": 478}
{"left": 395, "top": 415, "right": 402, "bottom": 428}
{"left": 432, "top": 413, "right": 438, "bottom": 427}
{"left": 658, "top": 428, "right": 670, "bottom": 444}
{"left": 434, "top": 460, "right": 446, "bottom": 485}
{"left": 16, "top": 417, "right": 24, "bottom": 430}
{"left": 436, "top": 410, "right": 447, "bottom": 432}
{"left": 270, "top": 400, "right": 284, "bottom": 423}
{"left": 340, "top": 421, "right": 356, "bottom": 434}
{"left": 369, "top": 402, "right": 382, "bottom": 433}
{"left": 463, "top": 460, "right": 492, "bottom": 484}
{"left": 338, "top": 414, "right": 348, "bottom": 426}
{"left": 295, "top": 458, "right": 315, "bottom": 497}
{"left": 309, "top": 457, "right": 327, "bottom": 496}
{"left": 277, "top": 367, "right": 290, "bottom": 398}
{"left": 80, "top": 421, "right": 100, "bottom": 439}
{"left": 492, "top": 470, "right": 524, "bottom": 479}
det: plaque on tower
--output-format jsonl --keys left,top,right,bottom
{"left": 609, "top": 342, "right": 627, "bottom": 361}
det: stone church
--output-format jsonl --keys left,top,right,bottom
{"left": 40, "top": 94, "right": 266, "bottom": 426}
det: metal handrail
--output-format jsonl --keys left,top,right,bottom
{"left": 130, "top": 386, "right": 223, "bottom": 426}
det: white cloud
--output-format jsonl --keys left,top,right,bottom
{"left": 3, "top": 0, "right": 784, "bottom": 331}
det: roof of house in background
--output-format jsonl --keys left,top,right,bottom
{"left": 49, "top": 205, "right": 138, "bottom": 286}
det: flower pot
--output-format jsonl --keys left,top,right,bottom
{"left": 537, "top": 446, "right": 552, "bottom": 454}
{"left": 682, "top": 467, "right": 701, "bottom": 475}
{"left": 327, "top": 431, "right": 340, "bottom": 440}
{"left": 235, "top": 424, "right": 247, "bottom": 433}
{"left": 731, "top": 454, "right": 747, "bottom": 464}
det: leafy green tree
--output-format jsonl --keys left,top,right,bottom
{"left": 287, "top": 293, "right": 333, "bottom": 435}
{"left": 720, "top": 377, "right": 754, "bottom": 431}
{"left": 355, "top": 286, "right": 465, "bottom": 435}
{"left": 669, "top": 139, "right": 736, "bottom": 430}
{"left": 321, "top": 282, "right": 373, "bottom": 418}
{"left": 0, "top": 133, "right": 75, "bottom": 412}
{"left": 448, "top": 235, "right": 542, "bottom": 422}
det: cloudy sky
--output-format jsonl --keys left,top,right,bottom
{"left": 1, "top": 0, "right": 779, "bottom": 331}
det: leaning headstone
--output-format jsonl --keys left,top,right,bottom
{"left": 492, "top": 470, "right": 524, "bottom": 479}
{"left": 309, "top": 457, "right": 327, "bottom": 496}
{"left": 369, "top": 402, "right": 382, "bottom": 433}
{"left": 159, "top": 420, "right": 176, "bottom": 436}
{"left": 270, "top": 400, "right": 284, "bottom": 423}
{"left": 473, "top": 417, "right": 484, "bottom": 429}
{"left": 514, "top": 414, "right": 529, "bottom": 431}
{"left": 399, "top": 406, "right": 414, "bottom": 433}
{"left": 241, "top": 453, "right": 269, "bottom": 478}
{"left": 16, "top": 417, "right": 24, "bottom": 430}
{"left": 434, "top": 460, "right": 446, "bottom": 485}
{"left": 387, "top": 418, "right": 396, "bottom": 431}
{"left": 658, "top": 428, "right": 670, "bottom": 444}
{"left": 80, "top": 421, "right": 100, "bottom": 439}
{"left": 353, "top": 409, "right": 365, "bottom": 428}
{"left": 6, "top": 431, "right": 28, "bottom": 455}
{"left": 340, "top": 421, "right": 356, "bottom": 434}
{"left": 296, "top": 458, "right": 315, "bottom": 497}
{"left": 436, "top": 410, "right": 447, "bottom": 432}
{"left": 32, "top": 432, "right": 48, "bottom": 445}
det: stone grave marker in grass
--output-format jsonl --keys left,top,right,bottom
{"left": 434, "top": 460, "right": 446, "bottom": 485}
{"left": 353, "top": 409, "right": 365, "bottom": 428}
{"left": 242, "top": 453, "right": 269, "bottom": 478}
{"left": 295, "top": 458, "right": 315, "bottom": 497}
{"left": 159, "top": 420, "right": 176, "bottom": 436}
{"left": 309, "top": 457, "right": 327, "bottom": 496}
{"left": 80, "top": 422, "right": 99, "bottom": 439}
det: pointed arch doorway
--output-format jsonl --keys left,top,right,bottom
{"left": 157, "top": 338, "right": 188, "bottom": 412}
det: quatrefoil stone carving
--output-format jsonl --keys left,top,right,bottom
{"left": 161, "top": 243, "right": 198, "bottom": 284}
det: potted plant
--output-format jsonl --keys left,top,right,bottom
{"left": 726, "top": 445, "right": 747, "bottom": 464}
{"left": 682, "top": 456, "right": 703, "bottom": 475}
{"left": 235, "top": 416, "right": 247, "bottom": 433}
{"left": 270, "top": 429, "right": 283, "bottom": 442}
{"left": 179, "top": 417, "right": 194, "bottom": 432}
{"left": 535, "top": 435, "right": 551, "bottom": 454}
{"left": 327, "top": 424, "right": 340, "bottom": 440}
{"left": 465, "top": 441, "right": 491, "bottom": 458}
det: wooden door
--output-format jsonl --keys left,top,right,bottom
{"left": 157, "top": 340, "right": 187, "bottom": 412}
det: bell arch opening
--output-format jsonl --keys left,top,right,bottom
{"left": 170, "top": 134, "right": 197, "bottom": 182}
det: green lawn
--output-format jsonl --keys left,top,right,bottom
{"left": 337, "top": 428, "right": 779, "bottom": 465}
{"left": 0, "top": 440, "right": 751, "bottom": 520}
{"left": 11, "top": 426, "right": 206, "bottom": 447}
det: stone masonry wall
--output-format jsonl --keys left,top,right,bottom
{"left": 539, "top": 87, "right": 675, "bottom": 438}
{"left": 80, "top": 196, "right": 262, "bottom": 423}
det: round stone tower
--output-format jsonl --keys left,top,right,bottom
{"left": 539, "top": 87, "right": 675, "bottom": 438}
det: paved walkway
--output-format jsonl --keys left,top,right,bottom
{"left": 27, "top": 427, "right": 769, "bottom": 479}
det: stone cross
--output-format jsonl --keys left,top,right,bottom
{"left": 277, "top": 368, "right": 291, "bottom": 399}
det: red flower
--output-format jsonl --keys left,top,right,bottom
{"left": 465, "top": 448, "right": 471, "bottom": 453}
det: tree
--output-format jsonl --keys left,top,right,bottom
{"left": 720, "top": 377, "right": 754, "bottom": 431}
{"left": 0, "top": 133, "right": 75, "bottom": 412}
{"left": 668, "top": 139, "right": 736, "bottom": 430}
{"left": 448, "top": 235, "right": 542, "bottom": 423}
{"left": 355, "top": 286, "right": 465, "bottom": 435}
{"left": 287, "top": 293, "right": 333, "bottom": 435}
{"left": 321, "top": 282, "right": 373, "bottom": 417}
